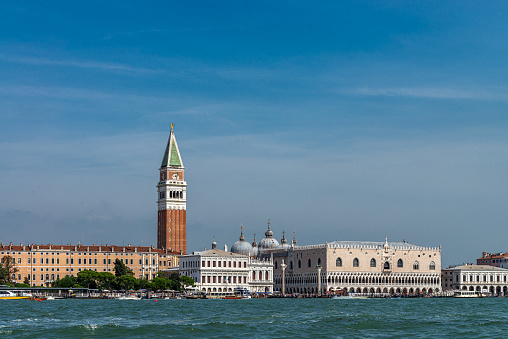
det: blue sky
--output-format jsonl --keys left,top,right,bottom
{"left": 1, "top": 1, "right": 508, "bottom": 266}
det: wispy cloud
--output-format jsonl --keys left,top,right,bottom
{"left": 339, "top": 87, "right": 507, "bottom": 100}
{"left": 0, "top": 53, "right": 162, "bottom": 74}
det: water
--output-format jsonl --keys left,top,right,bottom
{"left": 1, "top": 298, "right": 508, "bottom": 338}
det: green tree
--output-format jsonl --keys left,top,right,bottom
{"left": 0, "top": 255, "right": 19, "bottom": 284}
{"left": 77, "top": 270, "right": 98, "bottom": 289}
{"left": 180, "top": 275, "right": 195, "bottom": 288}
{"left": 118, "top": 275, "right": 139, "bottom": 290}
{"left": 113, "top": 259, "right": 134, "bottom": 277}
{"left": 96, "top": 272, "right": 116, "bottom": 291}
{"left": 52, "top": 275, "right": 79, "bottom": 288}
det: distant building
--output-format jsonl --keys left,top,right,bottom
{"left": 178, "top": 237, "right": 273, "bottom": 294}
{"left": 442, "top": 264, "right": 508, "bottom": 295}
{"left": 0, "top": 243, "right": 178, "bottom": 286}
{"left": 476, "top": 252, "right": 508, "bottom": 267}
{"left": 252, "top": 221, "right": 442, "bottom": 295}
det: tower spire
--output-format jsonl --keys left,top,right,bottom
{"left": 157, "top": 125, "right": 187, "bottom": 253}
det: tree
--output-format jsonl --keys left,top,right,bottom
{"left": 113, "top": 259, "right": 134, "bottom": 277}
{"left": 96, "top": 272, "right": 116, "bottom": 291}
{"left": 52, "top": 275, "right": 79, "bottom": 288}
{"left": 0, "top": 255, "right": 19, "bottom": 284}
{"left": 180, "top": 275, "right": 195, "bottom": 288}
{"left": 118, "top": 275, "right": 139, "bottom": 291}
{"left": 77, "top": 270, "right": 98, "bottom": 289}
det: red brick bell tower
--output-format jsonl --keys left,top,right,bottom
{"left": 157, "top": 124, "right": 187, "bottom": 254}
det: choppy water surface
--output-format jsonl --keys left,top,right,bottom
{"left": 1, "top": 298, "right": 508, "bottom": 338}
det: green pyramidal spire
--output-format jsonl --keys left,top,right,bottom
{"left": 161, "top": 123, "right": 183, "bottom": 168}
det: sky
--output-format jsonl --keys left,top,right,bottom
{"left": 1, "top": 1, "right": 508, "bottom": 267}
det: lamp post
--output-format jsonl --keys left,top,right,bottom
{"left": 281, "top": 259, "right": 287, "bottom": 295}
{"left": 316, "top": 264, "right": 322, "bottom": 296}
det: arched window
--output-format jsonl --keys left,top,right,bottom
{"left": 397, "top": 259, "right": 403, "bottom": 268}
{"left": 384, "top": 261, "right": 390, "bottom": 269}
{"left": 370, "top": 258, "right": 376, "bottom": 267}
{"left": 290, "top": 261, "right": 293, "bottom": 270}
{"left": 413, "top": 261, "right": 419, "bottom": 270}
{"left": 274, "top": 261, "right": 278, "bottom": 270}
{"left": 298, "top": 259, "right": 301, "bottom": 268}
{"left": 317, "top": 258, "right": 321, "bottom": 266}
{"left": 336, "top": 257, "right": 342, "bottom": 267}
{"left": 429, "top": 261, "right": 436, "bottom": 270}
{"left": 353, "top": 258, "right": 359, "bottom": 267}
{"left": 307, "top": 259, "right": 311, "bottom": 268}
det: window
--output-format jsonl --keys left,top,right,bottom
{"left": 70, "top": 259, "right": 74, "bottom": 265}
{"left": 275, "top": 261, "right": 278, "bottom": 270}
{"left": 290, "top": 261, "right": 293, "bottom": 270}
{"left": 28, "top": 258, "right": 31, "bottom": 264}
{"left": 308, "top": 259, "right": 311, "bottom": 268}
{"left": 298, "top": 259, "right": 301, "bottom": 268}
{"left": 78, "top": 259, "right": 81, "bottom": 265}
{"left": 397, "top": 259, "right": 403, "bottom": 268}
{"left": 353, "top": 258, "right": 359, "bottom": 267}
{"left": 370, "top": 258, "right": 376, "bottom": 267}
{"left": 384, "top": 261, "right": 390, "bottom": 269}
{"left": 317, "top": 258, "right": 321, "bottom": 266}
{"left": 336, "top": 258, "right": 342, "bottom": 267}
{"left": 429, "top": 261, "right": 436, "bottom": 270}
{"left": 18, "top": 258, "right": 21, "bottom": 264}
{"left": 413, "top": 261, "right": 419, "bottom": 270}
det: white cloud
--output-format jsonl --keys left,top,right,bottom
{"left": 339, "top": 86, "right": 507, "bottom": 100}
{"left": 0, "top": 53, "right": 161, "bottom": 74}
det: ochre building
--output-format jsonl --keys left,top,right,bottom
{"left": 0, "top": 243, "right": 178, "bottom": 286}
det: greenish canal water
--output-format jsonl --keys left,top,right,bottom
{"left": 1, "top": 298, "right": 507, "bottom": 338}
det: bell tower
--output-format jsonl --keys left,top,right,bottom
{"left": 157, "top": 124, "right": 187, "bottom": 254}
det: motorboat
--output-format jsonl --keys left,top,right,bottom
{"left": 116, "top": 294, "right": 141, "bottom": 300}
{"left": 0, "top": 290, "right": 31, "bottom": 300}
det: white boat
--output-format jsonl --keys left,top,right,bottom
{"left": 453, "top": 291, "right": 479, "bottom": 298}
{"left": 0, "top": 290, "right": 30, "bottom": 300}
{"left": 332, "top": 293, "right": 368, "bottom": 300}
{"left": 117, "top": 294, "right": 141, "bottom": 300}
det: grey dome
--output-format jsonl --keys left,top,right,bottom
{"left": 259, "top": 237, "right": 280, "bottom": 249}
{"left": 259, "top": 220, "right": 279, "bottom": 249}
{"left": 231, "top": 240, "right": 253, "bottom": 256}
{"left": 231, "top": 224, "right": 253, "bottom": 256}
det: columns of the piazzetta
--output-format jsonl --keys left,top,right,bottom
{"left": 281, "top": 259, "right": 287, "bottom": 294}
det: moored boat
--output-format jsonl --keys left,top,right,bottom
{"left": 0, "top": 290, "right": 31, "bottom": 300}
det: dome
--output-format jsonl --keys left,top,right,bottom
{"left": 231, "top": 224, "right": 253, "bottom": 256}
{"left": 231, "top": 240, "right": 253, "bottom": 256}
{"left": 277, "top": 230, "right": 291, "bottom": 250}
{"left": 259, "top": 220, "right": 279, "bottom": 249}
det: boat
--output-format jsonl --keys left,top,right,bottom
{"left": 224, "top": 288, "right": 251, "bottom": 299}
{"left": 453, "top": 290, "right": 479, "bottom": 298}
{"left": 116, "top": 294, "right": 141, "bottom": 300}
{"left": 0, "top": 290, "right": 31, "bottom": 300}
{"left": 332, "top": 293, "right": 367, "bottom": 300}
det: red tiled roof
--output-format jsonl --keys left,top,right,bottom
{"left": 0, "top": 243, "right": 179, "bottom": 255}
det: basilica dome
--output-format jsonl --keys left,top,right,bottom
{"left": 231, "top": 225, "right": 253, "bottom": 256}
{"left": 258, "top": 221, "right": 279, "bottom": 249}
{"left": 277, "top": 230, "right": 291, "bottom": 250}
